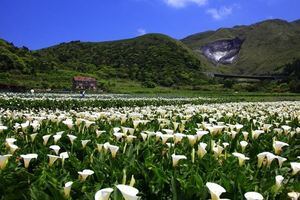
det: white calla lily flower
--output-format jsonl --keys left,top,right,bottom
{"left": 78, "top": 169, "right": 94, "bottom": 181}
{"left": 47, "top": 154, "right": 60, "bottom": 166}
{"left": 96, "top": 130, "right": 105, "bottom": 138}
{"left": 67, "top": 134, "right": 77, "bottom": 144}
{"left": 114, "top": 132, "right": 125, "bottom": 141}
{"left": 0, "top": 154, "right": 12, "bottom": 169}
{"left": 94, "top": 188, "right": 114, "bottom": 200}
{"left": 290, "top": 162, "right": 300, "bottom": 175}
{"left": 63, "top": 119, "right": 73, "bottom": 129}
{"left": 21, "top": 153, "right": 38, "bottom": 168}
{"left": 64, "top": 181, "right": 73, "bottom": 198}
{"left": 187, "top": 135, "right": 197, "bottom": 146}
{"left": 281, "top": 125, "right": 291, "bottom": 135}
{"left": 222, "top": 142, "right": 229, "bottom": 148}
{"left": 235, "top": 124, "right": 243, "bottom": 132}
{"left": 30, "top": 133, "right": 38, "bottom": 142}
{"left": 171, "top": 154, "right": 187, "bottom": 167}
{"left": 160, "top": 134, "right": 173, "bottom": 144}
{"left": 240, "top": 141, "right": 248, "bottom": 152}
{"left": 53, "top": 134, "right": 62, "bottom": 144}
{"left": 275, "top": 175, "right": 284, "bottom": 189}
{"left": 257, "top": 152, "right": 276, "bottom": 168}
{"left": 196, "top": 130, "right": 208, "bottom": 140}
{"left": 232, "top": 152, "right": 250, "bottom": 166}
{"left": 0, "top": 125, "right": 8, "bottom": 133}
{"left": 49, "top": 145, "right": 61, "bottom": 155}
{"left": 244, "top": 191, "right": 264, "bottom": 200}
{"left": 206, "top": 182, "right": 226, "bottom": 200}
{"left": 116, "top": 184, "right": 139, "bottom": 200}
{"left": 242, "top": 131, "right": 249, "bottom": 140}
{"left": 60, "top": 152, "right": 69, "bottom": 166}
{"left": 5, "top": 138, "right": 17, "bottom": 146}
{"left": 81, "top": 139, "right": 91, "bottom": 148}
{"left": 276, "top": 156, "right": 287, "bottom": 168}
{"left": 288, "top": 192, "right": 300, "bottom": 200}
{"left": 7, "top": 143, "right": 18, "bottom": 154}
{"left": 213, "top": 145, "right": 224, "bottom": 157}
{"left": 273, "top": 141, "right": 289, "bottom": 155}
{"left": 107, "top": 144, "right": 119, "bottom": 158}
{"left": 197, "top": 142, "right": 207, "bottom": 158}
{"left": 126, "top": 135, "right": 137, "bottom": 143}
{"left": 42, "top": 134, "right": 51, "bottom": 145}
{"left": 252, "top": 130, "right": 264, "bottom": 139}
{"left": 140, "top": 132, "right": 148, "bottom": 141}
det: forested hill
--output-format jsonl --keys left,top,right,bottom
{"left": 37, "top": 34, "right": 205, "bottom": 86}
{"left": 0, "top": 34, "right": 206, "bottom": 89}
{"left": 0, "top": 38, "right": 52, "bottom": 74}
{"left": 182, "top": 19, "right": 300, "bottom": 75}
{"left": 1, "top": 19, "right": 300, "bottom": 91}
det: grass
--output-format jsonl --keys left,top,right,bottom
{"left": 0, "top": 71, "right": 300, "bottom": 103}
{"left": 182, "top": 19, "right": 300, "bottom": 75}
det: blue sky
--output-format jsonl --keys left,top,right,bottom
{"left": 0, "top": 0, "right": 299, "bottom": 49}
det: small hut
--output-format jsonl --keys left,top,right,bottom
{"left": 73, "top": 76, "right": 97, "bottom": 90}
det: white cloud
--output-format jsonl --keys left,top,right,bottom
{"left": 206, "top": 6, "right": 233, "bottom": 20}
{"left": 137, "top": 28, "right": 147, "bottom": 36}
{"left": 164, "top": 0, "right": 207, "bottom": 8}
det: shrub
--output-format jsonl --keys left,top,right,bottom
{"left": 289, "top": 79, "right": 300, "bottom": 93}
{"left": 223, "top": 80, "right": 235, "bottom": 89}
{"left": 142, "top": 80, "right": 156, "bottom": 88}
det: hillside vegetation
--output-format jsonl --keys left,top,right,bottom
{"left": 0, "top": 19, "right": 300, "bottom": 92}
{"left": 0, "top": 34, "right": 207, "bottom": 90}
{"left": 38, "top": 34, "right": 206, "bottom": 87}
{"left": 182, "top": 19, "right": 300, "bottom": 75}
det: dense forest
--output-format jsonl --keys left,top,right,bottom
{"left": 282, "top": 59, "right": 300, "bottom": 92}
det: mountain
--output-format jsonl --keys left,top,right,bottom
{"left": 0, "top": 39, "right": 44, "bottom": 74}
{"left": 1, "top": 18, "right": 300, "bottom": 92}
{"left": 0, "top": 38, "right": 57, "bottom": 89}
{"left": 37, "top": 34, "right": 205, "bottom": 87}
{"left": 182, "top": 19, "right": 300, "bottom": 75}
{"left": 0, "top": 34, "right": 206, "bottom": 90}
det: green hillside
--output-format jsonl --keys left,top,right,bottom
{"left": 0, "top": 34, "right": 207, "bottom": 90}
{"left": 0, "top": 39, "right": 48, "bottom": 74}
{"left": 1, "top": 19, "right": 300, "bottom": 92}
{"left": 182, "top": 19, "right": 300, "bottom": 75}
{"left": 38, "top": 34, "right": 208, "bottom": 87}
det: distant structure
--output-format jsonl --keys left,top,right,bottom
{"left": 213, "top": 73, "right": 287, "bottom": 81}
{"left": 73, "top": 76, "right": 97, "bottom": 90}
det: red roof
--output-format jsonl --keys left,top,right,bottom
{"left": 73, "top": 76, "right": 96, "bottom": 81}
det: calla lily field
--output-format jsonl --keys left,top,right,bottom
{"left": 0, "top": 94, "right": 299, "bottom": 199}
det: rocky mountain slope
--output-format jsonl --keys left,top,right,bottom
{"left": 182, "top": 19, "right": 300, "bottom": 75}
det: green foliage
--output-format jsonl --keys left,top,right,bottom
{"left": 0, "top": 99, "right": 299, "bottom": 199}
{"left": 142, "top": 80, "right": 156, "bottom": 88}
{"left": 0, "top": 39, "right": 57, "bottom": 76}
{"left": 288, "top": 80, "right": 300, "bottom": 93}
{"left": 1, "top": 19, "right": 300, "bottom": 92}
{"left": 282, "top": 59, "right": 300, "bottom": 79}
{"left": 182, "top": 19, "right": 300, "bottom": 75}
{"left": 222, "top": 80, "right": 235, "bottom": 89}
{"left": 281, "top": 59, "right": 300, "bottom": 92}
{"left": 37, "top": 34, "right": 205, "bottom": 87}
{"left": 0, "top": 34, "right": 207, "bottom": 89}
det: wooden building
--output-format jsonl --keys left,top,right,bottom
{"left": 73, "top": 76, "right": 97, "bottom": 90}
